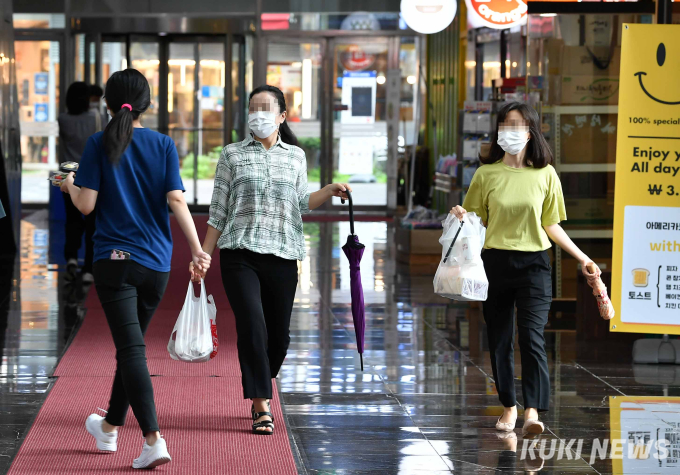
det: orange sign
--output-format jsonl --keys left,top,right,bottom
{"left": 465, "top": 0, "right": 528, "bottom": 29}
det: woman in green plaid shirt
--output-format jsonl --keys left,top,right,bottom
{"left": 190, "top": 85, "right": 350, "bottom": 435}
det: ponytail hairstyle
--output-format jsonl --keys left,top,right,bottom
{"left": 102, "top": 69, "right": 150, "bottom": 164}
{"left": 248, "top": 85, "right": 298, "bottom": 147}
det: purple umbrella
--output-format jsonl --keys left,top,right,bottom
{"left": 341, "top": 191, "right": 366, "bottom": 371}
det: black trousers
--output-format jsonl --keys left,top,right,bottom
{"left": 220, "top": 248, "right": 298, "bottom": 400}
{"left": 482, "top": 249, "right": 552, "bottom": 412}
{"left": 93, "top": 259, "right": 169, "bottom": 434}
{"left": 63, "top": 193, "right": 95, "bottom": 273}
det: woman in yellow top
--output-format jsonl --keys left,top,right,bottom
{"left": 451, "top": 102, "right": 600, "bottom": 436}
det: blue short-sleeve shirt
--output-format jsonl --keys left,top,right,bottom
{"left": 74, "top": 128, "right": 184, "bottom": 272}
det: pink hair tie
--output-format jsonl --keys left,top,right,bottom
{"left": 121, "top": 103, "right": 132, "bottom": 111}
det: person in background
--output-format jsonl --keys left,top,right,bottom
{"left": 89, "top": 84, "right": 109, "bottom": 127}
{"left": 61, "top": 69, "right": 211, "bottom": 469}
{"left": 450, "top": 102, "right": 600, "bottom": 436}
{"left": 58, "top": 82, "right": 101, "bottom": 282}
{"left": 190, "top": 85, "right": 351, "bottom": 436}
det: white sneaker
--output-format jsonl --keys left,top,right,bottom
{"left": 82, "top": 272, "right": 94, "bottom": 284}
{"left": 132, "top": 437, "right": 171, "bottom": 469}
{"left": 85, "top": 413, "right": 117, "bottom": 452}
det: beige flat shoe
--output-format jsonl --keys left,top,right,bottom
{"left": 495, "top": 415, "right": 516, "bottom": 432}
{"left": 522, "top": 419, "right": 545, "bottom": 436}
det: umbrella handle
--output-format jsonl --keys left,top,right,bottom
{"left": 442, "top": 220, "right": 464, "bottom": 263}
{"left": 340, "top": 189, "right": 354, "bottom": 235}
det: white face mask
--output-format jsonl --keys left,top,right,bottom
{"left": 497, "top": 129, "right": 529, "bottom": 156}
{"left": 248, "top": 111, "right": 278, "bottom": 139}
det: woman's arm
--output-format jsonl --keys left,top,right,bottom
{"left": 190, "top": 148, "right": 230, "bottom": 280}
{"left": 308, "top": 184, "right": 352, "bottom": 210}
{"left": 190, "top": 224, "right": 222, "bottom": 282}
{"left": 167, "top": 190, "right": 211, "bottom": 272}
{"left": 61, "top": 173, "right": 98, "bottom": 215}
{"left": 544, "top": 223, "right": 600, "bottom": 281}
{"left": 201, "top": 225, "right": 222, "bottom": 256}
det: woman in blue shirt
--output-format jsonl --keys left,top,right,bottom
{"left": 61, "top": 69, "right": 210, "bottom": 469}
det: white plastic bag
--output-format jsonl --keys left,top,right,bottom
{"left": 433, "top": 212, "right": 489, "bottom": 301}
{"left": 168, "top": 280, "right": 218, "bottom": 363}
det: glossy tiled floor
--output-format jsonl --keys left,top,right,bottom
{"left": 0, "top": 211, "right": 88, "bottom": 474}
{"left": 3, "top": 214, "right": 680, "bottom": 474}
{"left": 280, "top": 221, "right": 680, "bottom": 475}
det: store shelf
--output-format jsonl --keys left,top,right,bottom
{"left": 558, "top": 163, "right": 616, "bottom": 173}
{"left": 565, "top": 229, "right": 613, "bottom": 239}
{"left": 543, "top": 105, "right": 618, "bottom": 115}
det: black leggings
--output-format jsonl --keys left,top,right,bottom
{"left": 482, "top": 249, "right": 552, "bottom": 412}
{"left": 63, "top": 193, "right": 95, "bottom": 273}
{"left": 93, "top": 259, "right": 169, "bottom": 434}
{"left": 220, "top": 248, "right": 298, "bottom": 400}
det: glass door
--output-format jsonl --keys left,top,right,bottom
{"left": 167, "top": 39, "right": 225, "bottom": 205}
{"left": 330, "top": 37, "right": 390, "bottom": 207}
{"left": 16, "top": 38, "right": 62, "bottom": 204}
{"left": 130, "top": 38, "right": 160, "bottom": 130}
{"left": 266, "top": 39, "right": 324, "bottom": 194}
{"left": 101, "top": 39, "right": 127, "bottom": 84}
{"left": 94, "top": 34, "right": 242, "bottom": 207}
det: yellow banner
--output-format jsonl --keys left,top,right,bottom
{"left": 612, "top": 24, "right": 680, "bottom": 334}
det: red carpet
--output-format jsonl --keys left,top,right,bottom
{"left": 9, "top": 217, "right": 298, "bottom": 475}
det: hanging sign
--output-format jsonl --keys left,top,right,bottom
{"left": 611, "top": 24, "right": 680, "bottom": 335}
{"left": 465, "top": 0, "right": 527, "bottom": 30}
{"left": 400, "top": 0, "right": 457, "bottom": 35}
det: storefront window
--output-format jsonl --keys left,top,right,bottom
{"left": 16, "top": 40, "right": 60, "bottom": 204}
{"left": 482, "top": 40, "right": 501, "bottom": 100}
{"left": 267, "top": 41, "right": 323, "bottom": 189}
{"left": 102, "top": 41, "right": 126, "bottom": 85}
{"left": 74, "top": 34, "right": 85, "bottom": 82}
{"left": 13, "top": 14, "right": 65, "bottom": 29}
{"left": 331, "top": 38, "right": 390, "bottom": 206}
{"left": 130, "top": 40, "right": 159, "bottom": 129}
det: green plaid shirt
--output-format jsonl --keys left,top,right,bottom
{"left": 208, "top": 135, "right": 311, "bottom": 261}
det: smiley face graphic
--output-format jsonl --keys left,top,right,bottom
{"left": 635, "top": 42, "right": 680, "bottom": 105}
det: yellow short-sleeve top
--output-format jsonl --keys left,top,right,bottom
{"left": 462, "top": 161, "right": 566, "bottom": 252}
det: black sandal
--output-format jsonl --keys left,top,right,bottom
{"left": 251, "top": 401, "right": 274, "bottom": 422}
{"left": 252, "top": 412, "right": 274, "bottom": 435}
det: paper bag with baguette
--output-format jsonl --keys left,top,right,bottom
{"left": 586, "top": 262, "right": 615, "bottom": 320}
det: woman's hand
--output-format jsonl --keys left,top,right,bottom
{"left": 192, "top": 249, "right": 211, "bottom": 274}
{"left": 60, "top": 172, "right": 75, "bottom": 193}
{"left": 450, "top": 205, "right": 467, "bottom": 220}
{"left": 189, "top": 248, "right": 211, "bottom": 282}
{"left": 581, "top": 259, "right": 601, "bottom": 285}
{"left": 309, "top": 183, "right": 353, "bottom": 210}
{"left": 189, "top": 261, "right": 206, "bottom": 282}
{"left": 326, "top": 183, "right": 352, "bottom": 200}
